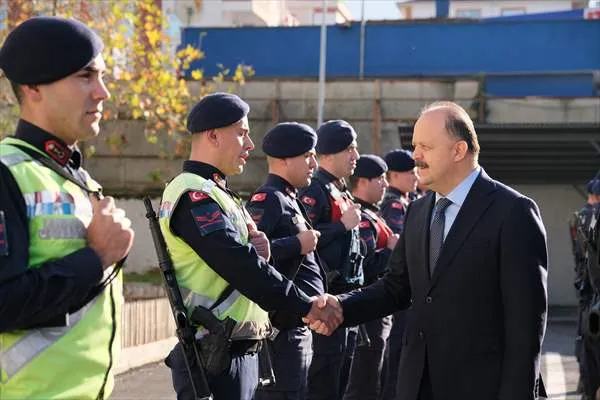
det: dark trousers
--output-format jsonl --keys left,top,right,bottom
{"left": 343, "top": 315, "right": 393, "bottom": 400}
{"left": 382, "top": 310, "right": 407, "bottom": 400}
{"left": 254, "top": 326, "right": 313, "bottom": 400}
{"left": 165, "top": 342, "right": 259, "bottom": 400}
{"left": 307, "top": 327, "right": 350, "bottom": 400}
{"left": 581, "top": 333, "right": 600, "bottom": 399}
{"left": 338, "top": 326, "right": 358, "bottom": 398}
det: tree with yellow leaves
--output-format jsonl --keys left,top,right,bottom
{"left": 0, "top": 0, "right": 254, "bottom": 158}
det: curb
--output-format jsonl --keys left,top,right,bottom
{"left": 116, "top": 337, "right": 177, "bottom": 375}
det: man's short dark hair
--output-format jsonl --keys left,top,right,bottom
{"left": 9, "top": 80, "right": 22, "bottom": 104}
{"left": 421, "top": 101, "right": 480, "bottom": 156}
{"left": 349, "top": 175, "right": 370, "bottom": 190}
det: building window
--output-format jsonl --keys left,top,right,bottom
{"left": 455, "top": 8, "right": 481, "bottom": 18}
{"left": 500, "top": 7, "right": 526, "bottom": 16}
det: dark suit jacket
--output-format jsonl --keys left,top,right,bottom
{"left": 339, "top": 169, "right": 548, "bottom": 400}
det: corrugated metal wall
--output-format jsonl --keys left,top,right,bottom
{"left": 182, "top": 19, "right": 600, "bottom": 96}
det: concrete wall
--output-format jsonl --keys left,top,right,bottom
{"left": 85, "top": 79, "right": 600, "bottom": 193}
{"left": 513, "top": 185, "right": 586, "bottom": 306}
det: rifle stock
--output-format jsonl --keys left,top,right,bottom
{"left": 144, "top": 197, "right": 213, "bottom": 400}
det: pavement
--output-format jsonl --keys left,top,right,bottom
{"left": 112, "top": 307, "right": 584, "bottom": 399}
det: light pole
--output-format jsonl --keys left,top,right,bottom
{"left": 317, "top": 0, "right": 328, "bottom": 126}
{"left": 359, "top": 0, "right": 366, "bottom": 79}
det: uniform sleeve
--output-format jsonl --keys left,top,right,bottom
{"left": 298, "top": 183, "right": 346, "bottom": 248}
{"left": 338, "top": 204, "right": 415, "bottom": 327}
{"left": 359, "top": 217, "right": 392, "bottom": 284}
{"left": 380, "top": 200, "right": 406, "bottom": 234}
{"left": 171, "top": 192, "right": 312, "bottom": 316}
{"left": 246, "top": 191, "right": 301, "bottom": 262}
{"left": 0, "top": 163, "right": 103, "bottom": 332}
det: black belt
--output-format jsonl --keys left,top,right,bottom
{"left": 229, "top": 339, "right": 262, "bottom": 356}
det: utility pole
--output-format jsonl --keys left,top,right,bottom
{"left": 317, "top": 0, "right": 328, "bottom": 126}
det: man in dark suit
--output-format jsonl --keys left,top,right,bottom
{"left": 304, "top": 101, "right": 548, "bottom": 400}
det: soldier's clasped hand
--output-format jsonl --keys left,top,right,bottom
{"left": 87, "top": 196, "right": 134, "bottom": 269}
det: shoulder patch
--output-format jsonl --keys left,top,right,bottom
{"left": 359, "top": 220, "right": 371, "bottom": 229}
{"left": 0, "top": 211, "right": 8, "bottom": 256}
{"left": 251, "top": 192, "right": 267, "bottom": 202}
{"left": 190, "top": 203, "right": 226, "bottom": 235}
{"left": 189, "top": 191, "right": 209, "bottom": 202}
{"left": 301, "top": 195, "right": 316, "bottom": 207}
{"left": 391, "top": 202, "right": 404, "bottom": 210}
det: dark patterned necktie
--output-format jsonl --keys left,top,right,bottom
{"left": 429, "top": 197, "right": 453, "bottom": 275}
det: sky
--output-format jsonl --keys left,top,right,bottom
{"left": 344, "top": 0, "right": 403, "bottom": 21}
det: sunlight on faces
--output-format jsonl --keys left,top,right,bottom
{"left": 285, "top": 149, "right": 318, "bottom": 188}
{"left": 411, "top": 110, "right": 469, "bottom": 195}
{"left": 323, "top": 141, "right": 359, "bottom": 179}
{"left": 388, "top": 168, "right": 418, "bottom": 193}
{"left": 214, "top": 116, "right": 253, "bottom": 176}
{"left": 22, "top": 54, "right": 109, "bottom": 145}
{"left": 364, "top": 174, "right": 388, "bottom": 204}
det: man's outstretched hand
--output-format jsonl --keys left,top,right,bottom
{"left": 303, "top": 294, "right": 343, "bottom": 335}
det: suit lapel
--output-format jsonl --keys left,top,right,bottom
{"left": 428, "top": 170, "right": 498, "bottom": 290}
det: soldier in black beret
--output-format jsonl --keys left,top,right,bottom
{"left": 380, "top": 149, "right": 418, "bottom": 234}
{"left": 344, "top": 155, "right": 399, "bottom": 400}
{"left": 297, "top": 119, "right": 364, "bottom": 399}
{"left": 161, "top": 100, "right": 342, "bottom": 399}
{"left": 0, "top": 16, "right": 134, "bottom": 399}
{"left": 246, "top": 122, "right": 328, "bottom": 400}
{"left": 377, "top": 149, "right": 419, "bottom": 400}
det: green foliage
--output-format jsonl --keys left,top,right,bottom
{"left": 0, "top": 0, "right": 254, "bottom": 153}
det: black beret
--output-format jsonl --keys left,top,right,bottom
{"left": 354, "top": 154, "right": 388, "bottom": 178}
{"left": 315, "top": 120, "right": 357, "bottom": 155}
{"left": 0, "top": 17, "right": 103, "bottom": 85}
{"left": 263, "top": 122, "right": 317, "bottom": 158}
{"left": 384, "top": 149, "right": 415, "bottom": 172}
{"left": 187, "top": 92, "right": 250, "bottom": 133}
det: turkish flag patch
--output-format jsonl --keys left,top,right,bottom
{"left": 189, "top": 191, "right": 209, "bottom": 202}
{"left": 251, "top": 193, "right": 267, "bottom": 202}
{"left": 391, "top": 202, "right": 404, "bottom": 210}
{"left": 359, "top": 220, "right": 370, "bottom": 229}
{"left": 301, "top": 196, "right": 316, "bottom": 207}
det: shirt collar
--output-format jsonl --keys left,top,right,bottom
{"left": 14, "top": 119, "right": 81, "bottom": 168}
{"left": 355, "top": 196, "right": 379, "bottom": 212}
{"left": 316, "top": 167, "right": 349, "bottom": 192}
{"left": 266, "top": 174, "right": 297, "bottom": 198}
{"left": 435, "top": 166, "right": 481, "bottom": 206}
{"left": 386, "top": 187, "right": 405, "bottom": 198}
{"left": 183, "top": 160, "right": 227, "bottom": 188}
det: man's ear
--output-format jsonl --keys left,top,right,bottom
{"left": 21, "top": 84, "right": 42, "bottom": 102}
{"left": 206, "top": 129, "right": 219, "bottom": 147}
{"left": 453, "top": 141, "right": 469, "bottom": 162}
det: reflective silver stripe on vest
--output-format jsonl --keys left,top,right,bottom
{"left": 182, "top": 288, "right": 270, "bottom": 340}
{"left": 0, "top": 295, "right": 100, "bottom": 379}
{"left": 182, "top": 287, "right": 242, "bottom": 317}
{"left": 38, "top": 219, "right": 86, "bottom": 239}
{"left": 0, "top": 153, "right": 29, "bottom": 167}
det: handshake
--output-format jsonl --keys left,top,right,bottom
{"left": 303, "top": 294, "right": 344, "bottom": 336}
